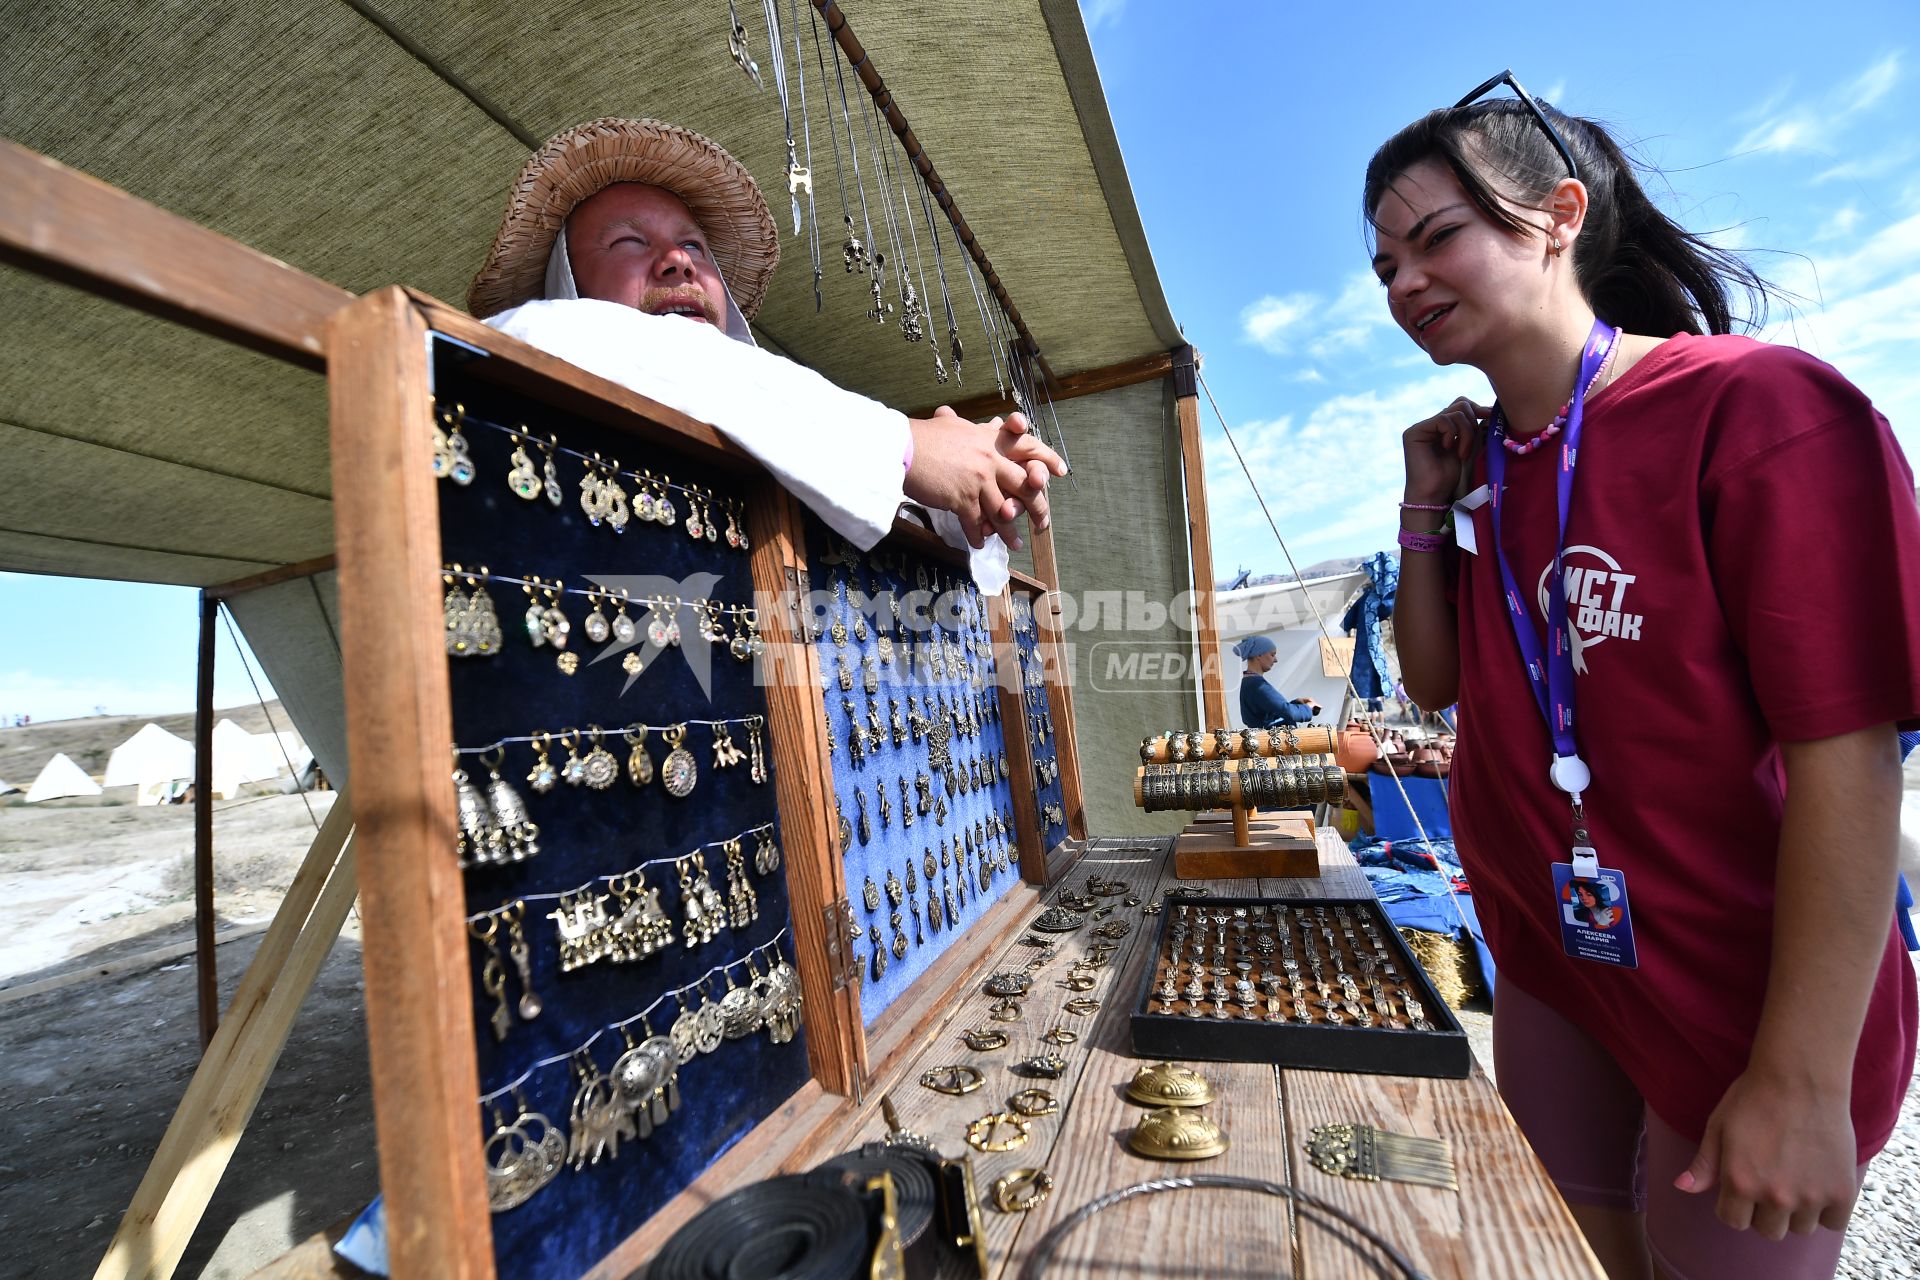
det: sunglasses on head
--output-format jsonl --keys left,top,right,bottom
{"left": 1454, "top": 70, "right": 1580, "bottom": 184}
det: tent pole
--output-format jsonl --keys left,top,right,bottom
{"left": 1173, "top": 346, "right": 1228, "bottom": 729}
{"left": 194, "top": 591, "right": 218, "bottom": 1050}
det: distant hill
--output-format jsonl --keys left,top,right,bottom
{"left": 1218, "top": 556, "right": 1371, "bottom": 590}
{"left": 0, "top": 701, "right": 294, "bottom": 789}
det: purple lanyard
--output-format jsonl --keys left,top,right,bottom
{"left": 1485, "top": 319, "right": 1619, "bottom": 804}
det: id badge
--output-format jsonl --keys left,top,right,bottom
{"left": 1550, "top": 857, "right": 1638, "bottom": 969}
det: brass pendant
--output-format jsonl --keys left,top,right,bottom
{"left": 1127, "top": 1107, "right": 1229, "bottom": 1162}
{"left": 1124, "top": 1062, "right": 1216, "bottom": 1109}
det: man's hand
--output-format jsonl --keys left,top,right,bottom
{"left": 904, "top": 408, "right": 1067, "bottom": 550}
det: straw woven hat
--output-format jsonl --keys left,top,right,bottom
{"left": 468, "top": 117, "right": 778, "bottom": 320}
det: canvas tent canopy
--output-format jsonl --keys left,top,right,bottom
{"left": 0, "top": 0, "right": 1208, "bottom": 835}
{"left": 102, "top": 721, "right": 195, "bottom": 789}
{"left": 24, "top": 751, "right": 103, "bottom": 802}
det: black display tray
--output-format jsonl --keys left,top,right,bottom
{"left": 1129, "top": 896, "right": 1472, "bottom": 1079}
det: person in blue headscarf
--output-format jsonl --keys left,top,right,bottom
{"left": 1234, "top": 635, "right": 1321, "bottom": 728}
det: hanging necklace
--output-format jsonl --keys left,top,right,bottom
{"left": 1494, "top": 337, "right": 1621, "bottom": 455}
{"left": 825, "top": 23, "right": 878, "bottom": 287}
{"left": 917, "top": 174, "right": 962, "bottom": 383}
{"left": 953, "top": 220, "right": 1005, "bottom": 398}
{"left": 859, "top": 90, "right": 911, "bottom": 329}
{"left": 784, "top": 0, "right": 822, "bottom": 309}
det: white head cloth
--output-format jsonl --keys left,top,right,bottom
{"left": 544, "top": 225, "right": 758, "bottom": 345}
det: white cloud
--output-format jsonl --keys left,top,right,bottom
{"left": 1308, "top": 271, "right": 1396, "bottom": 358}
{"left": 1240, "top": 271, "right": 1396, "bottom": 360}
{"left": 1240, "top": 292, "right": 1318, "bottom": 354}
{"left": 1291, "top": 369, "right": 1326, "bottom": 384}
{"left": 1543, "top": 79, "right": 1569, "bottom": 106}
{"left": 1814, "top": 204, "right": 1862, "bottom": 241}
{"left": 1735, "top": 51, "right": 1904, "bottom": 156}
{"left": 1199, "top": 368, "right": 1490, "bottom": 573}
{"left": 1080, "top": 0, "right": 1125, "bottom": 31}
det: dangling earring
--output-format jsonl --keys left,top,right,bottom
{"left": 540, "top": 434, "right": 564, "bottom": 507}
{"left": 1550, "top": 235, "right": 1564, "bottom": 254}
{"left": 583, "top": 589, "right": 610, "bottom": 644}
{"left": 484, "top": 750, "right": 540, "bottom": 861}
{"left": 463, "top": 567, "right": 502, "bottom": 656}
{"left": 611, "top": 589, "right": 637, "bottom": 645}
{"left": 443, "top": 566, "right": 472, "bottom": 656}
{"left": 653, "top": 474, "right": 678, "bottom": 526}
{"left": 506, "top": 431, "right": 542, "bottom": 500}
{"left": 452, "top": 756, "right": 500, "bottom": 867}
{"left": 527, "top": 733, "right": 558, "bottom": 794}
{"left": 625, "top": 725, "right": 655, "bottom": 787}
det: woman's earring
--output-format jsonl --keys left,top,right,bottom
{"left": 1550, "top": 236, "right": 1563, "bottom": 254}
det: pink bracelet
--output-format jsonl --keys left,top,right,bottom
{"left": 1398, "top": 527, "right": 1446, "bottom": 553}
{"left": 1398, "top": 501, "right": 1448, "bottom": 511}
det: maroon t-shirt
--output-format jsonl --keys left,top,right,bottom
{"left": 1449, "top": 333, "right": 1920, "bottom": 1158}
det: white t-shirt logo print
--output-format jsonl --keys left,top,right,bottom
{"left": 1537, "top": 546, "right": 1646, "bottom": 674}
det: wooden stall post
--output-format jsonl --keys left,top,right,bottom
{"left": 194, "top": 591, "right": 218, "bottom": 1051}
{"left": 1172, "top": 346, "right": 1227, "bottom": 731}
{"left": 745, "top": 483, "right": 865, "bottom": 1095}
{"left": 328, "top": 288, "right": 493, "bottom": 1280}
{"left": 988, "top": 590, "right": 1047, "bottom": 883}
{"left": 1026, "top": 525, "right": 1086, "bottom": 841}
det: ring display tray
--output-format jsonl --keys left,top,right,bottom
{"left": 1129, "top": 895, "right": 1471, "bottom": 1079}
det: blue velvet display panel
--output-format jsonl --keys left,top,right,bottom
{"left": 801, "top": 518, "right": 1024, "bottom": 1025}
{"left": 1010, "top": 593, "right": 1067, "bottom": 850}
{"left": 431, "top": 342, "right": 809, "bottom": 1280}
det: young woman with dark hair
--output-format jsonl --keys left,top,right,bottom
{"left": 1372, "top": 78, "right": 1918, "bottom": 1280}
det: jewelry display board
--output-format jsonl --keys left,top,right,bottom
{"left": 803, "top": 519, "right": 1026, "bottom": 1024}
{"left": 427, "top": 340, "right": 811, "bottom": 1278}
{"left": 327, "top": 291, "right": 1085, "bottom": 1278}
{"left": 1129, "top": 896, "right": 1471, "bottom": 1079}
{"left": 1008, "top": 588, "right": 1067, "bottom": 852}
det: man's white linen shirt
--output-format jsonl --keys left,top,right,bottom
{"left": 484, "top": 299, "right": 1011, "bottom": 593}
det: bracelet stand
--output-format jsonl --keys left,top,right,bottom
{"left": 1130, "top": 759, "right": 1322, "bottom": 879}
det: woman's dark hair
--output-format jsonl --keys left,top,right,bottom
{"left": 1363, "top": 99, "right": 1773, "bottom": 337}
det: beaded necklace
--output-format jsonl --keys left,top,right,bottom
{"left": 1495, "top": 338, "right": 1621, "bottom": 455}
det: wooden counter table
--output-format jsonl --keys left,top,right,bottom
{"left": 257, "top": 830, "right": 1604, "bottom": 1280}
{"left": 786, "top": 830, "right": 1605, "bottom": 1280}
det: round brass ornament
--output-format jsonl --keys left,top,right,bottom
{"left": 1124, "top": 1062, "right": 1217, "bottom": 1108}
{"left": 966, "top": 1112, "right": 1032, "bottom": 1153}
{"left": 983, "top": 971, "right": 1033, "bottom": 998}
{"left": 1007, "top": 1088, "right": 1058, "bottom": 1117}
{"left": 1127, "top": 1107, "right": 1229, "bottom": 1161}
{"left": 961, "top": 1027, "right": 1009, "bottom": 1052}
{"left": 919, "top": 1064, "right": 984, "bottom": 1096}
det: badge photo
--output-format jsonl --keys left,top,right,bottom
{"left": 1549, "top": 861, "right": 1638, "bottom": 969}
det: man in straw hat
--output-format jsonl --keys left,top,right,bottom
{"left": 470, "top": 117, "right": 1063, "bottom": 591}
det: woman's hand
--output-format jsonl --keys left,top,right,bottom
{"left": 1675, "top": 1066, "right": 1860, "bottom": 1238}
{"left": 1403, "top": 397, "right": 1488, "bottom": 505}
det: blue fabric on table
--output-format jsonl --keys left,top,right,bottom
{"left": 1349, "top": 834, "right": 1495, "bottom": 994}
{"left": 1368, "top": 773, "right": 1452, "bottom": 842}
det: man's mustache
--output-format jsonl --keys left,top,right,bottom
{"left": 641, "top": 284, "right": 723, "bottom": 326}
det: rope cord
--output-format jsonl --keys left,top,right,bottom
{"left": 217, "top": 604, "right": 319, "bottom": 831}
{"left": 1196, "top": 371, "right": 1468, "bottom": 936}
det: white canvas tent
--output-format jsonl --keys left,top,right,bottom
{"left": 210, "top": 718, "right": 282, "bottom": 798}
{"left": 103, "top": 722, "right": 196, "bottom": 803}
{"left": 24, "top": 751, "right": 103, "bottom": 802}
{"left": 1212, "top": 572, "right": 1370, "bottom": 729}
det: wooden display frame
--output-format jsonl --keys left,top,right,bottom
{"left": 326, "top": 288, "right": 1086, "bottom": 1278}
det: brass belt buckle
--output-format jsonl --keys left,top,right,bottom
{"left": 988, "top": 1166, "right": 1054, "bottom": 1212}
{"left": 919, "top": 1064, "right": 985, "bottom": 1096}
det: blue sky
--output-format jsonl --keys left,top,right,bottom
{"left": 3, "top": 1, "right": 1916, "bottom": 721}
{"left": 1082, "top": 0, "right": 1920, "bottom": 577}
